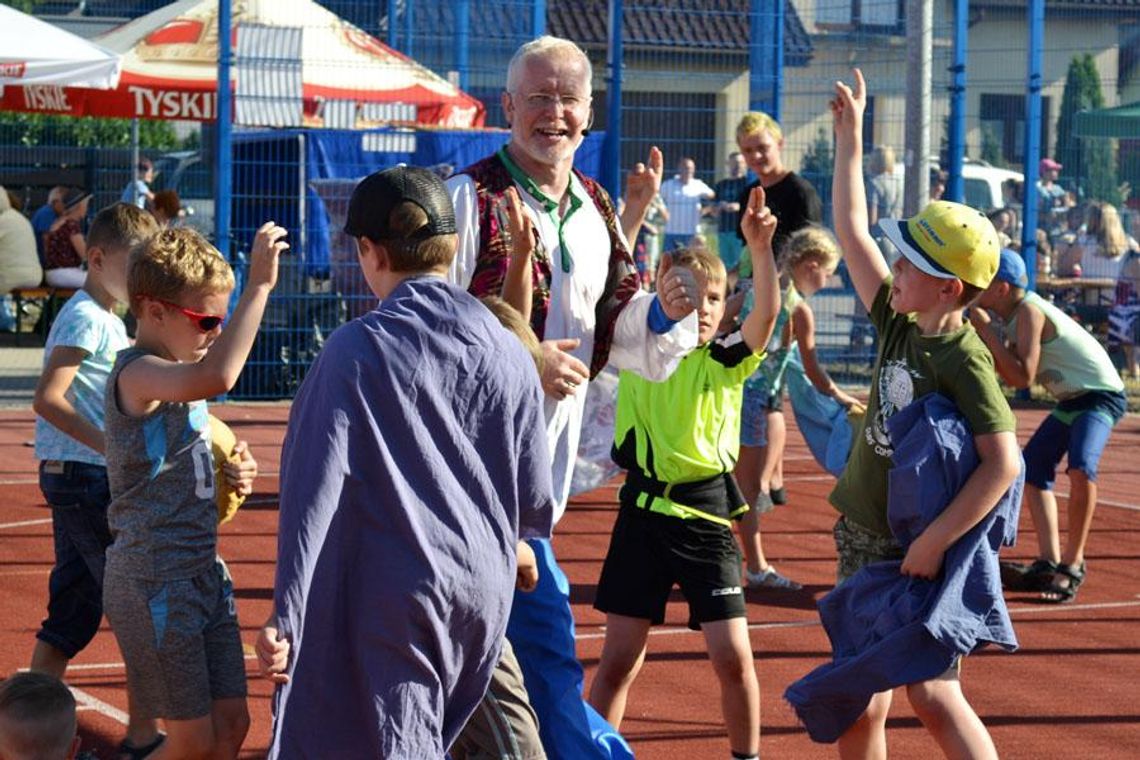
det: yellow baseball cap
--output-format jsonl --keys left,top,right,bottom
{"left": 879, "top": 201, "right": 1000, "bottom": 289}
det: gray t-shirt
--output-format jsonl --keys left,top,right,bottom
{"left": 104, "top": 347, "right": 218, "bottom": 581}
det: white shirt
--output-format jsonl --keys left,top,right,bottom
{"left": 447, "top": 172, "right": 697, "bottom": 522}
{"left": 658, "top": 176, "right": 714, "bottom": 236}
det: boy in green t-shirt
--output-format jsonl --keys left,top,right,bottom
{"left": 828, "top": 70, "right": 1022, "bottom": 758}
{"left": 587, "top": 187, "right": 781, "bottom": 760}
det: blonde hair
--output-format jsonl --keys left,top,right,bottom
{"left": 128, "top": 227, "right": 235, "bottom": 314}
{"left": 671, "top": 246, "right": 727, "bottom": 295}
{"left": 1088, "top": 202, "right": 1128, "bottom": 259}
{"left": 869, "top": 146, "right": 896, "bottom": 176}
{"left": 480, "top": 296, "right": 544, "bottom": 375}
{"left": 506, "top": 36, "right": 592, "bottom": 93}
{"left": 735, "top": 111, "right": 782, "bottom": 144}
{"left": 779, "top": 225, "right": 841, "bottom": 275}
{"left": 381, "top": 201, "right": 458, "bottom": 272}
{"left": 87, "top": 202, "right": 159, "bottom": 254}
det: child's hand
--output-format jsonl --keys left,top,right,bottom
{"left": 830, "top": 68, "right": 867, "bottom": 139}
{"left": 900, "top": 529, "right": 947, "bottom": 580}
{"left": 256, "top": 621, "right": 291, "bottom": 684}
{"left": 248, "top": 221, "right": 289, "bottom": 291}
{"left": 625, "top": 146, "right": 664, "bottom": 212}
{"left": 516, "top": 540, "right": 539, "bottom": 592}
{"left": 655, "top": 252, "right": 697, "bottom": 321}
{"left": 967, "top": 306, "right": 992, "bottom": 331}
{"left": 222, "top": 441, "right": 258, "bottom": 497}
{"left": 740, "top": 185, "right": 777, "bottom": 252}
{"left": 503, "top": 187, "right": 535, "bottom": 259}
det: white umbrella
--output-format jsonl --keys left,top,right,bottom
{"left": 0, "top": 5, "right": 121, "bottom": 91}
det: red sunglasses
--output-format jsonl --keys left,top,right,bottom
{"left": 139, "top": 295, "right": 225, "bottom": 332}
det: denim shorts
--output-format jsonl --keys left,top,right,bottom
{"left": 1023, "top": 406, "right": 1117, "bottom": 489}
{"left": 740, "top": 384, "right": 783, "bottom": 448}
{"left": 37, "top": 460, "right": 114, "bottom": 659}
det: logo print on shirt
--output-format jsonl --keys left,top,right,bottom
{"left": 866, "top": 359, "right": 923, "bottom": 456}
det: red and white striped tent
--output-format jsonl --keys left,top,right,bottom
{"left": 0, "top": 0, "right": 484, "bottom": 128}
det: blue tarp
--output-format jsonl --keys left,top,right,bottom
{"left": 232, "top": 128, "right": 605, "bottom": 278}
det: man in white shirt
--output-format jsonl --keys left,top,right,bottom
{"left": 658, "top": 157, "right": 715, "bottom": 252}
{"left": 446, "top": 34, "right": 698, "bottom": 760}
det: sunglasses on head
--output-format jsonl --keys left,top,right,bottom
{"left": 140, "top": 295, "right": 225, "bottom": 332}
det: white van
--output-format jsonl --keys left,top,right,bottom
{"left": 894, "top": 158, "right": 1023, "bottom": 212}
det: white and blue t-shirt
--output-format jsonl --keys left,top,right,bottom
{"left": 34, "top": 290, "right": 128, "bottom": 466}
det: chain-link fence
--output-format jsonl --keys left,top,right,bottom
{"left": 4, "top": 0, "right": 1138, "bottom": 396}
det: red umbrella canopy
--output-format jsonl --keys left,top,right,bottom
{"left": 0, "top": 0, "right": 484, "bottom": 127}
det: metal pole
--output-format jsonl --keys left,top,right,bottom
{"left": 1022, "top": 0, "right": 1045, "bottom": 290}
{"left": 532, "top": 0, "right": 546, "bottom": 39}
{"left": 773, "top": 0, "right": 784, "bottom": 122}
{"left": 903, "top": 0, "right": 933, "bottom": 216}
{"left": 603, "top": 0, "right": 623, "bottom": 199}
{"left": 946, "top": 0, "right": 968, "bottom": 202}
{"left": 404, "top": 0, "right": 414, "bottom": 58}
{"left": 130, "top": 118, "right": 140, "bottom": 206}
{"left": 456, "top": 0, "right": 469, "bottom": 91}
{"left": 387, "top": 0, "right": 398, "bottom": 49}
{"left": 216, "top": 0, "right": 233, "bottom": 258}
{"left": 748, "top": 0, "right": 779, "bottom": 115}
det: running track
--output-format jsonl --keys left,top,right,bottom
{"left": 1, "top": 405, "right": 1137, "bottom": 759}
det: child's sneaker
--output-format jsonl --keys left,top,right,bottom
{"left": 746, "top": 565, "right": 802, "bottom": 590}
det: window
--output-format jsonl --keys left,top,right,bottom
{"left": 979, "top": 93, "right": 1051, "bottom": 166}
{"left": 816, "top": 0, "right": 903, "bottom": 31}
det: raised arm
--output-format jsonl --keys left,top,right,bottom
{"left": 499, "top": 187, "right": 535, "bottom": 322}
{"left": 117, "top": 222, "right": 288, "bottom": 409}
{"left": 620, "top": 146, "right": 664, "bottom": 247}
{"left": 831, "top": 69, "right": 890, "bottom": 311}
{"left": 739, "top": 186, "right": 780, "bottom": 351}
{"left": 968, "top": 302, "right": 1044, "bottom": 389}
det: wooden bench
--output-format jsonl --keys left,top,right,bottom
{"left": 10, "top": 287, "right": 77, "bottom": 345}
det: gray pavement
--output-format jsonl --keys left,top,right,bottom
{"left": 0, "top": 345, "right": 42, "bottom": 408}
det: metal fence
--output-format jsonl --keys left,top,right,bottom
{"left": 4, "top": 0, "right": 1138, "bottom": 397}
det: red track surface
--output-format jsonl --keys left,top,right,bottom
{"left": 2, "top": 405, "right": 1138, "bottom": 759}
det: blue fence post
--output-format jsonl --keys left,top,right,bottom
{"left": 1022, "top": 0, "right": 1045, "bottom": 291}
{"left": 749, "top": 0, "right": 782, "bottom": 119}
{"left": 946, "top": 0, "right": 968, "bottom": 202}
{"left": 404, "top": 0, "right": 414, "bottom": 58}
{"left": 603, "top": 0, "right": 623, "bottom": 200}
{"left": 532, "top": 0, "right": 546, "bottom": 39}
{"left": 387, "top": 0, "right": 398, "bottom": 50}
{"left": 216, "top": 0, "right": 233, "bottom": 260}
{"left": 456, "top": 0, "right": 470, "bottom": 91}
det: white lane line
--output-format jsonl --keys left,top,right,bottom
{"left": 0, "top": 479, "right": 39, "bottom": 486}
{"left": 0, "top": 517, "right": 51, "bottom": 530}
{"left": 70, "top": 686, "right": 129, "bottom": 725}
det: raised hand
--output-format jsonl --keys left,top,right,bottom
{"left": 831, "top": 68, "right": 867, "bottom": 138}
{"left": 248, "top": 221, "right": 289, "bottom": 291}
{"left": 501, "top": 187, "right": 536, "bottom": 320}
{"left": 625, "top": 146, "right": 663, "bottom": 213}
{"left": 740, "top": 185, "right": 777, "bottom": 252}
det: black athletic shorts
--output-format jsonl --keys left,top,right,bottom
{"left": 594, "top": 507, "right": 745, "bottom": 630}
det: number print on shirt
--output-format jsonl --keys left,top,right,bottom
{"left": 191, "top": 438, "right": 216, "bottom": 500}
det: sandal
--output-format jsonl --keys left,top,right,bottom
{"left": 118, "top": 734, "right": 165, "bottom": 760}
{"left": 1041, "top": 561, "right": 1087, "bottom": 604}
{"left": 1000, "top": 558, "right": 1057, "bottom": 591}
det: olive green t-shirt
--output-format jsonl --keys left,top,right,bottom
{"left": 829, "top": 280, "right": 1016, "bottom": 538}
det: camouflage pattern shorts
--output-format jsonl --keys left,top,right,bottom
{"left": 833, "top": 516, "right": 904, "bottom": 585}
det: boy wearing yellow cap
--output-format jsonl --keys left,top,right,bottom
{"left": 827, "top": 70, "right": 1022, "bottom": 757}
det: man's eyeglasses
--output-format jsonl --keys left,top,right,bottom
{"left": 139, "top": 295, "right": 225, "bottom": 332}
{"left": 513, "top": 92, "right": 588, "bottom": 111}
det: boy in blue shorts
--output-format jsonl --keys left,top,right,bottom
{"left": 969, "top": 248, "right": 1127, "bottom": 602}
{"left": 587, "top": 186, "right": 781, "bottom": 760}
{"left": 827, "top": 69, "right": 1022, "bottom": 758}
{"left": 102, "top": 221, "right": 287, "bottom": 759}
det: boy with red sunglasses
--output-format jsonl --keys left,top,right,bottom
{"left": 101, "top": 222, "right": 287, "bottom": 759}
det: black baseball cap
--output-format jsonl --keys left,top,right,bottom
{"left": 344, "top": 165, "right": 457, "bottom": 241}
